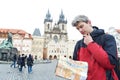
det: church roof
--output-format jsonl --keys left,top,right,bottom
{"left": 33, "top": 28, "right": 41, "bottom": 36}
{"left": 58, "top": 10, "right": 67, "bottom": 24}
{"left": 44, "top": 10, "right": 53, "bottom": 23}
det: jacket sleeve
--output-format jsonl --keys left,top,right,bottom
{"left": 87, "top": 35, "right": 117, "bottom": 69}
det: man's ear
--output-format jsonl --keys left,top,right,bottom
{"left": 87, "top": 20, "right": 91, "bottom": 24}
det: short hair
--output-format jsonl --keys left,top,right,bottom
{"left": 22, "top": 54, "right": 24, "bottom": 56}
{"left": 72, "top": 15, "right": 89, "bottom": 26}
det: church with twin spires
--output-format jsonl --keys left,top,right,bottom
{"left": 42, "top": 10, "right": 76, "bottom": 59}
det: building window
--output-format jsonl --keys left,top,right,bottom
{"left": 47, "top": 24, "right": 50, "bottom": 29}
{"left": 54, "top": 35, "right": 58, "bottom": 43}
{"left": 52, "top": 50, "right": 53, "bottom": 53}
{"left": 62, "top": 24, "right": 64, "bottom": 30}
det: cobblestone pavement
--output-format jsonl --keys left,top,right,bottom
{"left": 0, "top": 60, "right": 68, "bottom": 80}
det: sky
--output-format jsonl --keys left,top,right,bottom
{"left": 0, "top": 0, "right": 120, "bottom": 40}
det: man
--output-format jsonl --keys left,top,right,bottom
{"left": 27, "top": 54, "right": 34, "bottom": 73}
{"left": 19, "top": 54, "right": 27, "bottom": 72}
{"left": 72, "top": 15, "right": 118, "bottom": 80}
{"left": 10, "top": 54, "right": 17, "bottom": 68}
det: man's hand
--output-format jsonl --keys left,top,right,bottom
{"left": 83, "top": 34, "right": 93, "bottom": 45}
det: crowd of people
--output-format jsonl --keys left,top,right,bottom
{"left": 10, "top": 54, "right": 34, "bottom": 74}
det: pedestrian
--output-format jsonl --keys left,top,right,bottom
{"left": 10, "top": 54, "right": 17, "bottom": 68}
{"left": 19, "top": 54, "right": 27, "bottom": 72}
{"left": 72, "top": 15, "right": 118, "bottom": 80}
{"left": 17, "top": 55, "right": 21, "bottom": 68}
{"left": 27, "top": 54, "right": 34, "bottom": 73}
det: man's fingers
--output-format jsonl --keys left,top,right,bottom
{"left": 83, "top": 34, "right": 89, "bottom": 37}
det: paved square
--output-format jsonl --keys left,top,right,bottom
{"left": 0, "top": 60, "right": 68, "bottom": 80}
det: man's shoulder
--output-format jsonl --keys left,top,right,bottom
{"left": 77, "top": 39, "right": 83, "bottom": 43}
{"left": 101, "top": 34, "right": 115, "bottom": 40}
{"left": 76, "top": 40, "right": 83, "bottom": 45}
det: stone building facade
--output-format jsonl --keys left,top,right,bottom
{"left": 31, "top": 36, "right": 44, "bottom": 60}
{"left": 42, "top": 10, "right": 76, "bottom": 60}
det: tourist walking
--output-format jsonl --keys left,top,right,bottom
{"left": 19, "top": 54, "right": 27, "bottom": 72}
{"left": 27, "top": 54, "right": 34, "bottom": 73}
{"left": 10, "top": 54, "right": 17, "bottom": 68}
{"left": 17, "top": 55, "right": 21, "bottom": 68}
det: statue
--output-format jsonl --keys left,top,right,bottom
{"left": 8, "top": 32, "right": 13, "bottom": 44}
{"left": 0, "top": 32, "right": 13, "bottom": 49}
{"left": 0, "top": 32, "right": 18, "bottom": 61}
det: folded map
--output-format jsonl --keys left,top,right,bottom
{"left": 55, "top": 57, "right": 88, "bottom": 80}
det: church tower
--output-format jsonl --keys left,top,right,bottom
{"left": 57, "top": 10, "right": 68, "bottom": 41}
{"left": 43, "top": 10, "right": 53, "bottom": 59}
{"left": 44, "top": 10, "right": 53, "bottom": 47}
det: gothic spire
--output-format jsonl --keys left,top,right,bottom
{"left": 58, "top": 10, "right": 67, "bottom": 24}
{"left": 44, "top": 9, "right": 53, "bottom": 23}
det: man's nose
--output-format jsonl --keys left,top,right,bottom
{"left": 78, "top": 28, "right": 82, "bottom": 32}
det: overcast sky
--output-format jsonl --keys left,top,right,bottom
{"left": 0, "top": 0, "right": 120, "bottom": 40}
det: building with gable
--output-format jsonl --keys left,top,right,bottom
{"left": 41, "top": 10, "right": 75, "bottom": 59}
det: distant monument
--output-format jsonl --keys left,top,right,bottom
{"left": 0, "top": 32, "right": 13, "bottom": 49}
{"left": 0, "top": 32, "right": 18, "bottom": 61}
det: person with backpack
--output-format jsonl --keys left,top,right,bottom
{"left": 10, "top": 54, "right": 17, "bottom": 68}
{"left": 19, "top": 54, "right": 27, "bottom": 72}
{"left": 72, "top": 15, "right": 119, "bottom": 80}
{"left": 17, "top": 55, "right": 21, "bottom": 68}
{"left": 27, "top": 54, "right": 34, "bottom": 73}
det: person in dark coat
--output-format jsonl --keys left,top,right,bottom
{"left": 19, "top": 54, "right": 27, "bottom": 72}
{"left": 27, "top": 54, "right": 34, "bottom": 73}
{"left": 10, "top": 54, "right": 17, "bottom": 68}
{"left": 17, "top": 55, "right": 21, "bottom": 68}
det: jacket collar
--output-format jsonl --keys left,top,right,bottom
{"left": 90, "top": 26, "right": 105, "bottom": 38}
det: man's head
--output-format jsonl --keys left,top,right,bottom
{"left": 72, "top": 15, "right": 93, "bottom": 35}
{"left": 22, "top": 54, "right": 24, "bottom": 56}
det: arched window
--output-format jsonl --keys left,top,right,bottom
{"left": 54, "top": 35, "right": 58, "bottom": 43}
{"left": 47, "top": 24, "right": 50, "bottom": 29}
{"left": 62, "top": 24, "right": 64, "bottom": 30}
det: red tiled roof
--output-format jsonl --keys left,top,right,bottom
{"left": 0, "top": 28, "right": 33, "bottom": 39}
{"left": 0, "top": 28, "right": 27, "bottom": 34}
